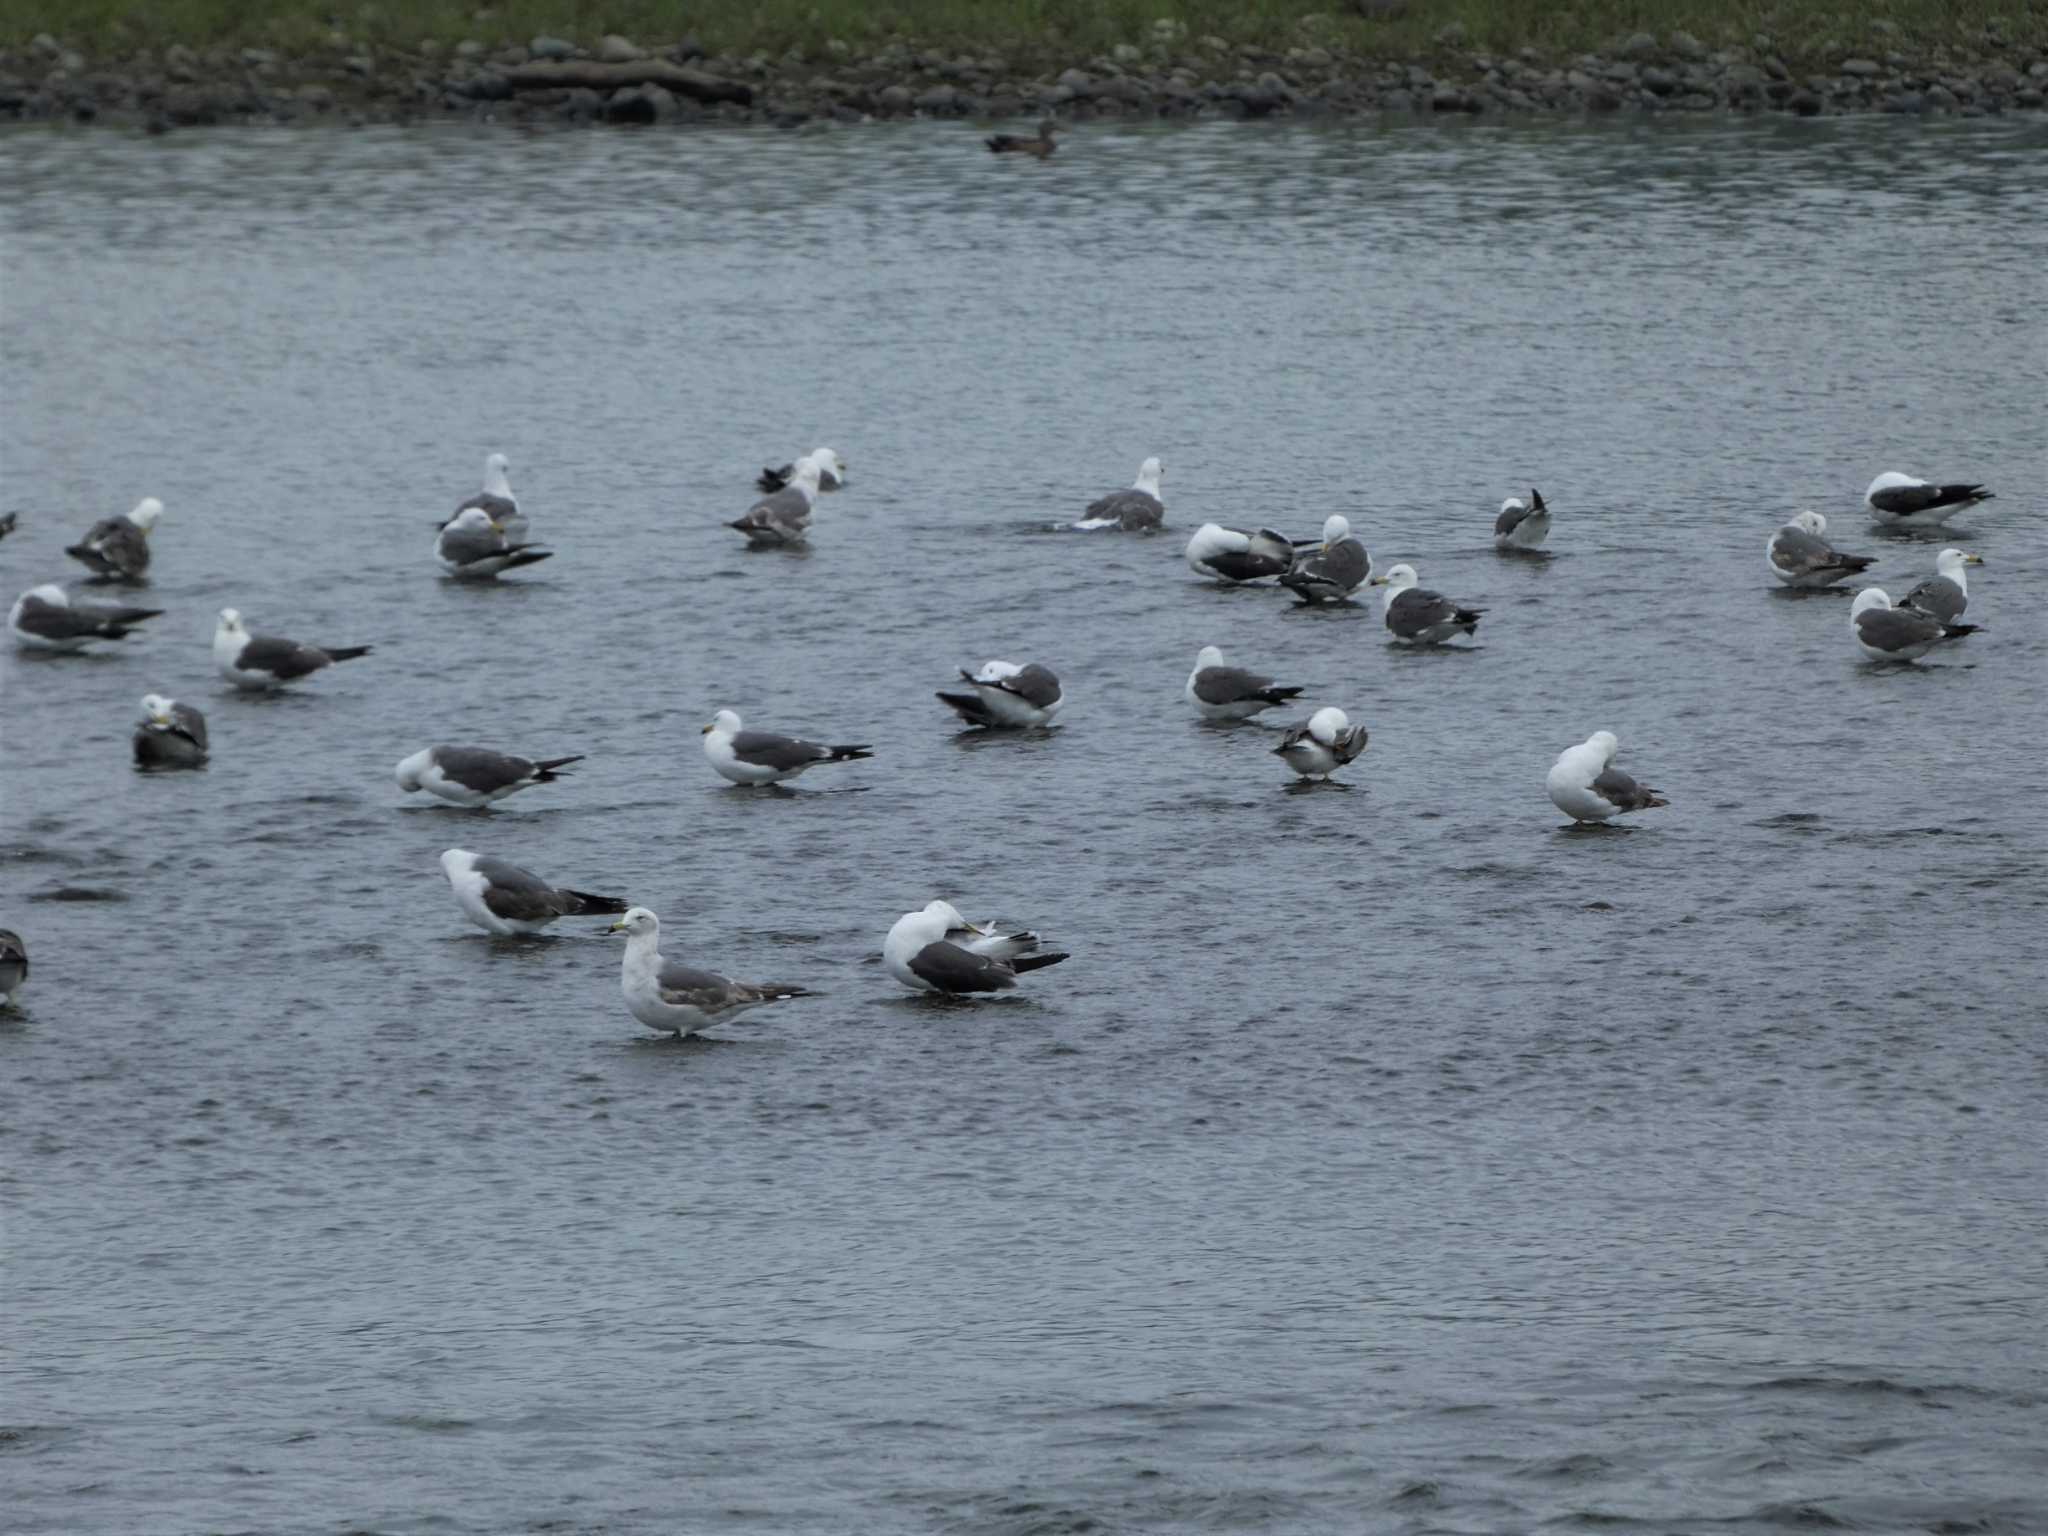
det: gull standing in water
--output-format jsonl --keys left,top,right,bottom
{"left": 729, "top": 455, "right": 824, "bottom": 546}
{"left": 606, "top": 908, "right": 812, "bottom": 1037}
{"left": 9, "top": 584, "right": 162, "bottom": 651}
{"left": 438, "top": 849, "right": 627, "bottom": 936}
{"left": 213, "top": 609, "right": 371, "bottom": 690}
{"left": 1273, "top": 706, "right": 1369, "bottom": 783}
{"left": 396, "top": 746, "right": 585, "bottom": 808}
{"left": 1278, "top": 516, "right": 1370, "bottom": 604}
{"left": 133, "top": 693, "right": 209, "bottom": 769}
{"left": 1767, "top": 511, "right": 1876, "bottom": 589}
{"left": 1185, "top": 645, "right": 1304, "bottom": 720}
{"left": 1546, "top": 731, "right": 1668, "bottom": 824}
{"left": 1865, "top": 472, "right": 1993, "bottom": 528}
{"left": 1849, "top": 588, "right": 1977, "bottom": 663}
{"left": 435, "top": 507, "right": 552, "bottom": 579}
{"left": 1491, "top": 490, "right": 1550, "bottom": 552}
{"left": 1371, "top": 564, "right": 1484, "bottom": 644}
{"left": 66, "top": 497, "right": 162, "bottom": 581}
{"left": 702, "top": 709, "right": 873, "bottom": 786}
{"left": 447, "top": 452, "right": 526, "bottom": 542}
{"left": 1898, "top": 548, "right": 1983, "bottom": 623}
{"left": 1072, "top": 457, "right": 1165, "bottom": 531}
{"left": 884, "top": 901, "right": 1069, "bottom": 996}
{"left": 937, "top": 661, "right": 1065, "bottom": 729}
{"left": 1184, "top": 523, "right": 1300, "bottom": 584}
{"left": 757, "top": 448, "right": 847, "bottom": 494}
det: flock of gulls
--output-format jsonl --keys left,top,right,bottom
{"left": 0, "top": 453, "right": 1999, "bottom": 1032}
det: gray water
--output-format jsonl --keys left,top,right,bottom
{"left": 3, "top": 116, "right": 2046, "bottom": 1535}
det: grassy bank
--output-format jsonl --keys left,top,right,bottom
{"left": 3, "top": 0, "right": 2041, "bottom": 66}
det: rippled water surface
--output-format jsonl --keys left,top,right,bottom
{"left": 4, "top": 117, "right": 2047, "bottom": 1535}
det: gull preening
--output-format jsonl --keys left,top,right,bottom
{"left": 449, "top": 452, "right": 526, "bottom": 542}
{"left": 757, "top": 447, "right": 847, "bottom": 495}
{"left": 702, "top": 709, "right": 873, "bottom": 786}
{"left": 1546, "top": 731, "right": 1668, "bottom": 824}
{"left": 883, "top": 901, "right": 1069, "bottom": 996}
{"left": 9, "top": 584, "right": 163, "bottom": 651}
{"left": 1185, "top": 645, "right": 1304, "bottom": 721}
{"left": 1849, "top": 588, "right": 1977, "bottom": 663}
{"left": 1278, "top": 515, "right": 1370, "bottom": 604}
{"left": 729, "top": 456, "right": 823, "bottom": 546}
{"left": 438, "top": 849, "right": 627, "bottom": 936}
{"left": 1185, "top": 523, "right": 1299, "bottom": 584}
{"left": 606, "top": 907, "right": 812, "bottom": 1037}
{"left": 1767, "top": 511, "right": 1875, "bottom": 588}
{"left": 1072, "top": 457, "right": 1164, "bottom": 532}
{"left": 1273, "top": 706, "right": 1369, "bottom": 782}
{"left": 927, "top": 900, "right": 1049, "bottom": 962}
{"left": 1865, "top": 472, "right": 1993, "bottom": 527}
{"left": 133, "top": 693, "right": 209, "bottom": 770}
{"left": 66, "top": 497, "right": 162, "bottom": 581}
{"left": 937, "top": 661, "right": 1065, "bottom": 729}
{"left": 1899, "top": 548, "right": 1983, "bottom": 623}
{"left": 1372, "top": 564, "right": 1483, "bottom": 644}
{"left": 435, "top": 507, "right": 552, "bottom": 579}
{"left": 0, "top": 929, "right": 25, "bottom": 1007}
{"left": 213, "top": 609, "right": 371, "bottom": 690}
{"left": 397, "top": 745, "right": 584, "bottom": 808}
{"left": 1492, "top": 490, "right": 1550, "bottom": 552}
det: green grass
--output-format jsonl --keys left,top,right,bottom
{"left": 3, "top": 0, "right": 2039, "bottom": 67}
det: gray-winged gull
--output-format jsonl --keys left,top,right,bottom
{"left": 0, "top": 929, "right": 26, "bottom": 1007}
{"left": 927, "top": 900, "right": 1047, "bottom": 962}
{"left": 66, "top": 498, "right": 162, "bottom": 580}
{"left": 1185, "top": 645, "right": 1304, "bottom": 720}
{"left": 1546, "top": 731, "right": 1668, "bottom": 823}
{"left": 449, "top": 453, "right": 527, "bottom": 542}
{"left": 1072, "top": 457, "right": 1164, "bottom": 531}
{"left": 1492, "top": 490, "right": 1550, "bottom": 551}
{"left": 133, "top": 693, "right": 209, "bottom": 770}
{"left": 1371, "top": 564, "right": 1483, "bottom": 644}
{"left": 9, "top": 584, "right": 163, "bottom": 651}
{"left": 1899, "top": 548, "right": 1983, "bottom": 623}
{"left": 397, "top": 746, "right": 584, "bottom": 808}
{"left": 884, "top": 901, "right": 1069, "bottom": 995}
{"left": 758, "top": 447, "right": 847, "bottom": 494}
{"left": 1865, "top": 472, "right": 1993, "bottom": 527}
{"left": 1768, "top": 511, "right": 1875, "bottom": 588}
{"left": 1185, "top": 523, "right": 1299, "bottom": 584}
{"left": 1273, "top": 706, "right": 1369, "bottom": 782}
{"left": 1278, "top": 516, "right": 1370, "bottom": 604}
{"left": 702, "top": 709, "right": 872, "bottom": 785}
{"left": 435, "top": 507, "right": 552, "bottom": 579}
{"left": 937, "top": 661, "right": 1064, "bottom": 728}
{"left": 438, "top": 848, "right": 627, "bottom": 936}
{"left": 214, "top": 608, "right": 371, "bottom": 690}
{"left": 606, "top": 907, "right": 813, "bottom": 1037}
{"left": 1850, "top": 588, "right": 1977, "bottom": 662}
{"left": 730, "top": 457, "right": 823, "bottom": 546}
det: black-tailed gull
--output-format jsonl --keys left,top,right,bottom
{"left": 1865, "top": 472, "right": 1993, "bottom": 527}
{"left": 1278, "top": 516, "right": 1370, "bottom": 604}
{"left": 927, "top": 900, "right": 1047, "bottom": 962}
{"left": 1899, "top": 548, "right": 1982, "bottom": 623}
{"left": 884, "top": 901, "right": 1068, "bottom": 995}
{"left": 1185, "top": 523, "right": 1299, "bottom": 584}
{"left": 758, "top": 447, "right": 848, "bottom": 494}
{"left": 1767, "top": 511, "right": 1875, "bottom": 588}
{"left": 1185, "top": 645, "right": 1304, "bottom": 720}
{"left": 1850, "top": 588, "right": 1977, "bottom": 662}
{"left": 937, "top": 661, "right": 1064, "bottom": 729}
{"left": 702, "top": 709, "right": 872, "bottom": 785}
{"left": 729, "top": 458, "right": 823, "bottom": 546}
{"left": 1371, "top": 564, "right": 1483, "bottom": 644}
{"left": 133, "top": 693, "right": 209, "bottom": 770}
{"left": 397, "top": 746, "right": 583, "bottom": 808}
{"left": 1273, "top": 706, "right": 1368, "bottom": 782}
{"left": 448, "top": 452, "right": 527, "bottom": 542}
{"left": 0, "top": 929, "right": 25, "bottom": 1007}
{"left": 438, "top": 848, "right": 627, "bottom": 936}
{"left": 606, "top": 907, "right": 812, "bottom": 1037}
{"left": 1492, "top": 490, "right": 1550, "bottom": 552}
{"left": 1072, "top": 457, "right": 1164, "bottom": 531}
{"left": 66, "top": 498, "right": 161, "bottom": 580}
{"left": 9, "top": 584, "right": 163, "bottom": 651}
{"left": 1547, "top": 731, "right": 1668, "bottom": 823}
{"left": 213, "top": 608, "right": 371, "bottom": 690}
{"left": 435, "top": 507, "right": 553, "bottom": 579}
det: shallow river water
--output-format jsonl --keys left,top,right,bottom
{"left": 2, "top": 115, "right": 2046, "bottom": 1534}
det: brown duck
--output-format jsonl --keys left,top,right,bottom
{"left": 985, "top": 119, "right": 1059, "bottom": 158}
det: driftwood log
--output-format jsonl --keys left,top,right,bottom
{"left": 500, "top": 60, "right": 752, "bottom": 105}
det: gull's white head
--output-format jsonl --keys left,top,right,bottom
{"left": 1369, "top": 563, "right": 1418, "bottom": 593}
{"left": 1307, "top": 706, "right": 1349, "bottom": 744}
{"left": 921, "top": 899, "right": 986, "bottom": 936}
{"left": 217, "top": 608, "right": 246, "bottom": 635}
{"left": 448, "top": 506, "right": 502, "bottom": 535}
{"left": 1585, "top": 729, "right": 1619, "bottom": 763}
{"left": 27, "top": 583, "right": 69, "bottom": 605}
{"left": 128, "top": 497, "right": 164, "bottom": 532}
{"left": 1850, "top": 588, "right": 1891, "bottom": 618}
{"left": 1498, "top": 497, "right": 1526, "bottom": 516}
{"left": 1866, "top": 471, "right": 1917, "bottom": 499}
{"left": 1321, "top": 514, "right": 1351, "bottom": 543}
{"left": 395, "top": 747, "right": 433, "bottom": 792}
{"left": 1193, "top": 644, "right": 1225, "bottom": 670}
{"left": 140, "top": 692, "right": 175, "bottom": 725}
{"left": 808, "top": 448, "right": 848, "bottom": 483}
{"left": 1791, "top": 510, "right": 1827, "bottom": 536}
{"left": 1134, "top": 456, "right": 1163, "bottom": 495}
{"left": 789, "top": 457, "right": 826, "bottom": 493}
{"left": 702, "top": 708, "right": 742, "bottom": 737}
{"left": 484, "top": 451, "right": 511, "bottom": 479}
{"left": 438, "top": 848, "right": 475, "bottom": 878}
{"left": 607, "top": 907, "right": 659, "bottom": 938}
{"left": 1936, "top": 548, "right": 1982, "bottom": 578}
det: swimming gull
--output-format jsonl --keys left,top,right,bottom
{"left": 884, "top": 901, "right": 1069, "bottom": 996}
{"left": 438, "top": 848, "right": 628, "bottom": 936}
{"left": 702, "top": 709, "right": 873, "bottom": 786}
{"left": 1273, "top": 706, "right": 1369, "bottom": 782}
{"left": 1185, "top": 523, "right": 1299, "bottom": 584}
{"left": 448, "top": 452, "right": 527, "bottom": 542}
{"left": 1492, "top": 490, "right": 1550, "bottom": 551}
{"left": 435, "top": 506, "right": 553, "bottom": 579}
{"left": 9, "top": 584, "right": 163, "bottom": 651}
{"left": 1371, "top": 564, "right": 1483, "bottom": 644}
{"left": 0, "top": 929, "right": 24, "bottom": 1007}
{"left": 1278, "top": 515, "right": 1370, "bottom": 604}
{"left": 986, "top": 119, "right": 1060, "bottom": 157}
{"left": 213, "top": 608, "right": 371, "bottom": 690}
{"left": 1898, "top": 548, "right": 1982, "bottom": 624}
{"left": 1865, "top": 472, "right": 1993, "bottom": 527}
{"left": 606, "top": 907, "right": 812, "bottom": 1037}
{"left": 729, "top": 457, "right": 823, "bottom": 546}
{"left": 133, "top": 693, "right": 209, "bottom": 770}
{"left": 1546, "top": 731, "right": 1668, "bottom": 824}
{"left": 1072, "top": 457, "right": 1165, "bottom": 531}
{"left": 66, "top": 497, "right": 162, "bottom": 580}
{"left": 937, "top": 660, "right": 1064, "bottom": 728}
{"left": 1767, "top": 511, "right": 1875, "bottom": 588}
{"left": 1185, "top": 645, "right": 1304, "bottom": 720}
{"left": 397, "top": 746, "right": 584, "bottom": 808}
{"left": 1850, "top": 588, "right": 1977, "bottom": 663}
{"left": 758, "top": 447, "right": 848, "bottom": 495}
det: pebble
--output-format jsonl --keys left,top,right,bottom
{"left": 599, "top": 35, "right": 642, "bottom": 63}
{"left": 529, "top": 36, "right": 576, "bottom": 62}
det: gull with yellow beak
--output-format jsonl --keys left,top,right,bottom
{"left": 701, "top": 709, "right": 873, "bottom": 786}
{"left": 434, "top": 505, "right": 553, "bottom": 579}
{"left": 133, "top": 692, "right": 209, "bottom": 770}
{"left": 1898, "top": 548, "right": 1984, "bottom": 624}
{"left": 606, "top": 907, "right": 813, "bottom": 1037}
